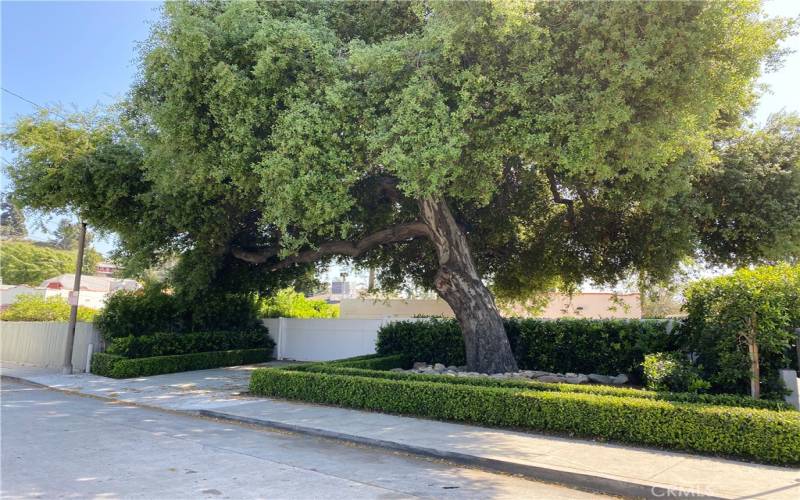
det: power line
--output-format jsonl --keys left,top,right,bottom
{"left": 1, "top": 87, "right": 66, "bottom": 120}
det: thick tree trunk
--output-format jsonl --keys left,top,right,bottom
{"left": 418, "top": 196, "right": 518, "bottom": 374}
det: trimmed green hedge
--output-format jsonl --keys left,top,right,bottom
{"left": 91, "top": 349, "right": 272, "bottom": 378}
{"left": 293, "top": 362, "right": 793, "bottom": 411}
{"left": 325, "top": 353, "right": 412, "bottom": 370}
{"left": 377, "top": 318, "right": 674, "bottom": 381}
{"left": 250, "top": 366, "right": 800, "bottom": 465}
{"left": 90, "top": 353, "right": 125, "bottom": 376}
{"left": 107, "top": 329, "right": 273, "bottom": 359}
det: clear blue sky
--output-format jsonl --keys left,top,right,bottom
{"left": 1, "top": 0, "right": 160, "bottom": 253}
{"left": 2, "top": 0, "right": 799, "bottom": 258}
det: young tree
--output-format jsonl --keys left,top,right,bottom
{"left": 51, "top": 218, "right": 94, "bottom": 250}
{"left": 0, "top": 195, "right": 27, "bottom": 240}
{"left": 4, "top": 1, "right": 798, "bottom": 372}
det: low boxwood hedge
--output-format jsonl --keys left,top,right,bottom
{"left": 309, "top": 355, "right": 792, "bottom": 411}
{"left": 325, "top": 353, "right": 412, "bottom": 370}
{"left": 91, "top": 348, "right": 271, "bottom": 378}
{"left": 250, "top": 366, "right": 800, "bottom": 465}
{"left": 294, "top": 363, "right": 793, "bottom": 411}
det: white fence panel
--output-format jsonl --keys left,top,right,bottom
{"left": 0, "top": 321, "right": 103, "bottom": 372}
{"left": 261, "top": 317, "right": 424, "bottom": 361}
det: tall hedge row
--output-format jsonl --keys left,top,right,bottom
{"left": 106, "top": 329, "right": 274, "bottom": 359}
{"left": 377, "top": 318, "right": 673, "bottom": 380}
{"left": 95, "top": 284, "right": 264, "bottom": 340}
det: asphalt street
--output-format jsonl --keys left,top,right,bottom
{"left": 0, "top": 380, "right": 602, "bottom": 499}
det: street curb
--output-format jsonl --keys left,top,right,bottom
{"left": 195, "top": 408, "right": 724, "bottom": 500}
{"left": 2, "top": 374, "right": 724, "bottom": 499}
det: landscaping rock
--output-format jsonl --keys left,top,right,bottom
{"left": 405, "top": 362, "right": 615, "bottom": 387}
{"left": 564, "top": 374, "right": 590, "bottom": 384}
{"left": 610, "top": 374, "right": 629, "bottom": 385}
{"left": 588, "top": 373, "right": 613, "bottom": 384}
{"left": 390, "top": 368, "right": 404, "bottom": 372}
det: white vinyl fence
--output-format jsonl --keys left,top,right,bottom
{"left": 262, "top": 317, "right": 423, "bottom": 361}
{"left": 0, "top": 321, "right": 103, "bottom": 372}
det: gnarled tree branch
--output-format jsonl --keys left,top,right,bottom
{"left": 545, "top": 169, "right": 576, "bottom": 227}
{"left": 231, "top": 221, "right": 430, "bottom": 270}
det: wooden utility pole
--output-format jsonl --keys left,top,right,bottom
{"left": 62, "top": 221, "right": 87, "bottom": 374}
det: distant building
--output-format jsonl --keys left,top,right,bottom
{"left": 94, "top": 261, "right": 118, "bottom": 277}
{"left": 1, "top": 275, "right": 141, "bottom": 311}
{"left": 41, "top": 274, "right": 139, "bottom": 293}
{"left": 339, "top": 293, "right": 642, "bottom": 320}
{"left": 528, "top": 293, "right": 641, "bottom": 319}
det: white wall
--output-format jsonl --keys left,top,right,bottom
{"left": 44, "top": 289, "right": 108, "bottom": 310}
{"left": 0, "top": 321, "right": 103, "bottom": 372}
{"left": 338, "top": 294, "right": 642, "bottom": 320}
{"left": 263, "top": 318, "right": 424, "bottom": 361}
{"left": 503, "top": 293, "right": 642, "bottom": 319}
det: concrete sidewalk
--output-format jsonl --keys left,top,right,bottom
{"left": 3, "top": 362, "right": 799, "bottom": 499}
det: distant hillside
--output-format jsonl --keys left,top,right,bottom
{"left": 0, "top": 240, "right": 101, "bottom": 285}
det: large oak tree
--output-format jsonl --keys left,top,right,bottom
{"left": 5, "top": 1, "right": 799, "bottom": 373}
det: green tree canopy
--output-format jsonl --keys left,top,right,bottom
{"left": 0, "top": 241, "right": 102, "bottom": 285}
{"left": 695, "top": 112, "right": 800, "bottom": 265}
{"left": 4, "top": 1, "right": 797, "bottom": 372}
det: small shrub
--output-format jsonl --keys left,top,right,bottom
{"left": 106, "top": 329, "right": 273, "bottom": 358}
{"left": 94, "top": 284, "right": 178, "bottom": 338}
{"left": 642, "top": 353, "right": 710, "bottom": 393}
{"left": 0, "top": 295, "right": 98, "bottom": 322}
{"left": 250, "top": 366, "right": 800, "bottom": 465}
{"left": 92, "top": 349, "right": 272, "bottom": 378}
{"left": 259, "top": 288, "right": 339, "bottom": 318}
